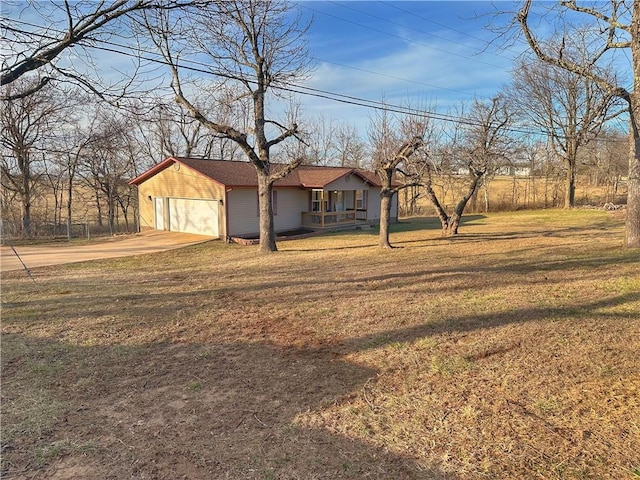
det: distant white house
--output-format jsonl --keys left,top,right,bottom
{"left": 495, "top": 166, "right": 532, "bottom": 176}
{"left": 455, "top": 165, "right": 532, "bottom": 177}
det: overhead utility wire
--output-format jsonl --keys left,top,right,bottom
{"left": 88, "top": 43, "right": 556, "bottom": 136}
{"left": 1, "top": 18, "right": 493, "bottom": 124}
{"left": 328, "top": 0, "right": 513, "bottom": 61}
{"left": 378, "top": 1, "right": 502, "bottom": 50}
{"left": 299, "top": 3, "right": 505, "bottom": 69}
{"left": 3, "top": 16, "right": 480, "bottom": 100}
{"left": 311, "top": 58, "right": 476, "bottom": 98}
{"left": 2, "top": 19, "right": 625, "bottom": 140}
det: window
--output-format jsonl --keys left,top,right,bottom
{"left": 311, "top": 190, "right": 327, "bottom": 212}
{"left": 257, "top": 190, "right": 277, "bottom": 216}
{"left": 356, "top": 190, "right": 367, "bottom": 209}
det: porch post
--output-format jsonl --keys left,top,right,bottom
{"left": 354, "top": 190, "right": 358, "bottom": 224}
{"left": 321, "top": 190, "right": 325, "bottom": 228}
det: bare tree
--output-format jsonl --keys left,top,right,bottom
{"left": 136, "top": 99, "right": 242, "bottom": 163}
{"left": 0, "top": 77, "right": 61, "bottom": 236}
{"left": 57, "top": 110, "right": 101, "bottom": 239}
{"left": 508, "top": 44, "right": 623, "bottom": 208}
{"left": 1, "top": 0, "right": 197, "bottom": 100}
{"left": 142, "top": 0, "right": 311, "bottom": 252}
{"left": 369, "top": 106, "right": 425, "bottom": 249}
{"left": 301, "top": 114, "right": 337, "bottom": 166}
{"left": 581, "top": 131, "right": 628, "bottom": 202}
{"left": 80, "top": 107, "right": 139, "bottom": 234}
{"left": 425, "top": 97, "right": 514, "bottom": 236}
{"left": 335, "top": 123, "right": 368, "bottom": 168}
{"left": 299, "top": 116, "right": 368, "bottom": 167}
{"left": 516, "top": 0, "right": 639, "bottom": 246}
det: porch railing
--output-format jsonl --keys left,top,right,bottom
{"left": 301, "top": 210, "right": 367, "bottom": 228}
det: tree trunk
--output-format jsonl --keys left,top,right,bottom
{"left": 565, "top": 158, "right": 576, "bottom": 209}
{"left": 107, "top": 187, "right": 115, "bottom": 235}
{"left": 21, "top": 197, "right": 31, "bottom": 238}
{"left": 627, "top": 93, "right": 640, "bottom": 247}
{"left": 426, "top": 171, "right": 484, "bottom": 237}
{"left": 425, "top": 181, "right": 451, "bottom": 235}
{"left": 379, "top": 191, "right": 393, "bottom": 249}
{"left": 20, "top": 157, "right": 32, "bottom": 237}
{"left": 443, "top": 213, "right": 461, "bottom": 236}
{"left": 377, "top": 164, "right": 395, "bottom": 249}
{"left": 95, "top": 190, "right": 103, "bottom": 227}
{"left": 483, "top": 180, "right": 490, "bottom": 212}
{"left": 67, "top": 177, "right": 74, "bottom": 240}
{"left": 257, "top": 171, "right": 277, "bottom": 253}
{"left": 627, "top": 5, "right": 640, "bottom": 248}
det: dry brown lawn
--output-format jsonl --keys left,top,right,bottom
{"left": 2, "top": 209, "right": 639, "bottom": 479}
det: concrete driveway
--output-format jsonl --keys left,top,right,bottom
{"left": 0, "top": 231, "right": 213, "bottom": 273}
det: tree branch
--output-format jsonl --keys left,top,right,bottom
{"left": 518, "top": 0, "right": 630, "bottom": 102}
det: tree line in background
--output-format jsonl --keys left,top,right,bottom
{"left": 0, "top": 76, "right": 627, "bottom": 241}
{"left": 0, "top": 0, "right": 637, "bottom": 249}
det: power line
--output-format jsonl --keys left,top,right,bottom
{"left": 377, "top": 0, "right": 517, "bottom": 56}
{"left": 299, "top": 3, "right": 505, "bottom": 70}
{"left": 3, "top": 16, "right": 483, "bottom": 101}
{"left": 2, "top": 18, "right": 499, "bottom": 126}
{"left": 329, "top": 0, "right": 516, "bottom": 62}
{"left": 1, "top": 16, "right": 627, "bottom": 142}
{"left": 311, "top": 57, "right": 476, "bottom": 98}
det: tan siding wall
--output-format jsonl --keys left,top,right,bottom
{"left": 227, "top": 187, "right": 307, "bottom": 236}
{"left": 325, "top": 175, "right": 370, "bottom": 192}
{"left": 136, "top": 165, "right": 225, "bottom": 236}
{"left": 322, "top": 177, "right": 396, "bottom": 221}
{"left": 274, "top": 189, "right": 307, "bottom": 232}
{"left": 367, "top": 187, "right": 382, "bottom": 221}
{"left": 366, "top": 188, "right": 399, "bottom": 223}
{"left": 391, "top": 192, "right": 399, "bottom": 222}
{"left": 227, "top": 188, "right": 257, "bottom": 236}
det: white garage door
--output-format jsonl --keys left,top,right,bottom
{"left": 168, "top": 198, "right": 219, "bottom": 237}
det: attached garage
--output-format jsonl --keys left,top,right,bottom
{"left": 167, "top": 198, "right": 219, "bottom": 237}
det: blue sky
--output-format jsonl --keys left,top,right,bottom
{"left": 292, "top": 1, "right": 524, "bottom": 132}
{"left": 9, "top": 1, "right": 630, "bottom": 138}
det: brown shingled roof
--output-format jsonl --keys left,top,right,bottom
{"left": 130, "top": 157, "right": 382, "bottom": 188}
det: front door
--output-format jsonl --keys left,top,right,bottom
{"left": 154, "top": 197, "right": 165, "bottom": 230}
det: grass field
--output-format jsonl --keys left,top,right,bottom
{"left": 2, "top": 209, "right": 639, "bottom": 479}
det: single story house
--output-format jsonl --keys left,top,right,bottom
{"left": 129, "top": 157, "right": 398, "bottom": 239}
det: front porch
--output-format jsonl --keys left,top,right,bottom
{"left": 300, "top": 188, "right": 370, "bottom": 229}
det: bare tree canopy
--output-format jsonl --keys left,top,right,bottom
{"left": 0, "top": 0, "right": 195, "bottom": 100}
{"left": 1, "top": 77, "right": 65, "bottom": 236}
{"left": 507, "top": 44, "right": 624, "bottom": 208}
{"left": 514, "top": 0, "right": 639, "bottom": 247}
{"left": 142, "top": 0, "right": 312, "bottom": 252}
{"left": 369, "top": 104, "right": 427, "bottom": 248}
{"left": 425, "top": 96, "right": 515, "bottom": 236}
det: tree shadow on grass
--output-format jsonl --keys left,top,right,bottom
{"left": 1, "top": 333, "right": 453, "bottom": 480}
{"left": 3, "top": 287, "right": 638, "bottom": 479}
{"left": 335, "top": 291, "right": 640, "bottom": 355}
